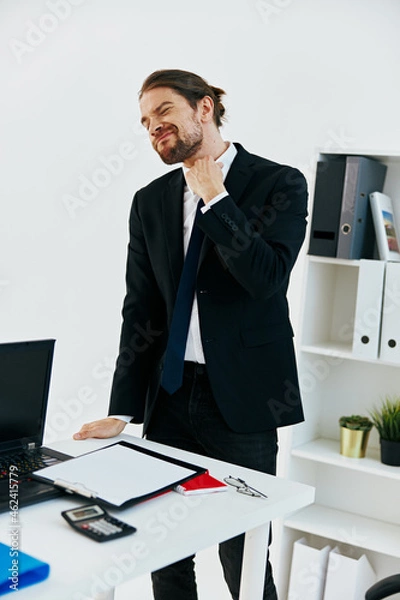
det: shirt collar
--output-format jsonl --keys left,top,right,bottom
{"left": 182, "top": 142, "right": 237, "bottom": 192}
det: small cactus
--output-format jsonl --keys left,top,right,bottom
{"left": 339, "top": 415, "right": 373, "bottom": 432}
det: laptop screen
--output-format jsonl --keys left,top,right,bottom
{"left": 0, "top": 340, "right": 55, "bottom": 451}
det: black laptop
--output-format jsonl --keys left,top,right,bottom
{"left": 0, "top": 339, "right": 71, "bottom": 512}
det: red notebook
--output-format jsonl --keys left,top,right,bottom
{"left": 174, "top": 471, "right": 228, "bottom": 495}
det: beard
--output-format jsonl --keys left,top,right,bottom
{"left": 156, "top": 120, "right": 203, "bottom": 165}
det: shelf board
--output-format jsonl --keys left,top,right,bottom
{"left": 284, "top": 504, "right": 400, "bottom": 558}
{"left": 300, "top": 342, "right": 353, "bottom": 358}
{"left": 307, "top": 255, "right": 360, "bottom": 267}
{"left": 300, "top": 343, "right": 400, "bottom": 367}
{"left": 292, "top": 438, "right": 400, "bottom": 481}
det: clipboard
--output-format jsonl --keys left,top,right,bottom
{"left": 32, "top": 441, "right": 206, "bottom": 509}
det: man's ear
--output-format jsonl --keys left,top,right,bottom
{"left": 198, "top": 95, "right": 215, "bottom": 123}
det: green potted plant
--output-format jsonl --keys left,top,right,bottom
{"left": 370, "top": 396, "right": 400, "bottom": 466}
{"left": 339, "top": 415, "right": 373, "bottom": 458}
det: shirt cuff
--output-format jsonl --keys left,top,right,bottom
{"left": 201, "top": 191, "right": 229, "bottom": 212}
{"left": 109, "top": 415, "right": 133, "bottom": 423}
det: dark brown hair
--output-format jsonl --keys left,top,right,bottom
{"left": 139, "top": 69, "right": 226, "bottom": 128}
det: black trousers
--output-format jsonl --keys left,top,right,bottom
{"left": 146, "top": 362, "right": 279, "bottom": 600}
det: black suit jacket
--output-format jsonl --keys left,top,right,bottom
{"left": 109, "top": 143, "right": 308, "bottom": 433}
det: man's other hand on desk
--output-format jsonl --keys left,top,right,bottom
{"left": 73, "top": 417, "right": 126, "bottom": 440}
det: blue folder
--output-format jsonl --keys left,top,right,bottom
{"left": 0, "top": 542, "right": 50, "bottom": 595}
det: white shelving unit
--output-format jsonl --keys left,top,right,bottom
{"left": 277, "top": 150, "right": 400, "bottom": 599}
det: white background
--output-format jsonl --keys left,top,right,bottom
{"left": 1, "top": 0, "right": 400, "bottom": 597}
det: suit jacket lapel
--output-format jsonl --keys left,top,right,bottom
{"left": 224, "top": 142, "right": 256, "bottom": 201}
{"left": 162, "top": 169, "right": 185, "bottom": 293}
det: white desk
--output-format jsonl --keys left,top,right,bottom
{"left": 0, "top": 434, "right": 314, "bottom": 600}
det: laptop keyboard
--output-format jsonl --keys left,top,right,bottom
{"left": 0, "top": 450, "right": 60, "bottom": 480}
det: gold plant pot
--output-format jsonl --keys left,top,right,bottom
{"left": 340, "top": 427, "right": 371, "bottom": 458}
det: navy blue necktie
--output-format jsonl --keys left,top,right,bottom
{"left": 161, "top": 199, "right": 205, "bottom": 395}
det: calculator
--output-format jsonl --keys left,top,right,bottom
{"left": 61, "top": 504, "right": 137, "bottom": 542}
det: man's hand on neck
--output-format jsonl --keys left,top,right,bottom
{"left": 184, "top": 139, "right": 229, "bottom": 203}
{"left": 185, "top": 156, "right": 226, "bottom": 204}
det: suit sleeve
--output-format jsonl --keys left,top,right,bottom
{"left": 198, "top": 166, "right": 308, "bottom": 299}
{"left": 108, "top": 193, "right": 165, "bottom": 422}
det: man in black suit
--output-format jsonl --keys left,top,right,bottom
{"left": 74, "top": 69, "right": 308, "bottom": 600}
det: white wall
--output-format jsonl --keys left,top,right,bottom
{"left": 1, "top": 0, "right": 400, "bottom": 595}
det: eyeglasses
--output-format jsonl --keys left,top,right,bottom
{"left": 223, "top": 476, "right": 268, "bottom": 499}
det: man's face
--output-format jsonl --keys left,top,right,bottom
{"left": 140, "top": 87, "right": 204, "bottom": 165}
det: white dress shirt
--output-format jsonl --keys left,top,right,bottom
{"left": 182, "top": 141, "right": 237, "bottom": 363}
{"left": 113, "top": 142, "right": 237, "bottom": 422}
